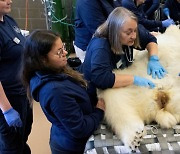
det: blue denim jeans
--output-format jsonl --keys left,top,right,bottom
{"left": 0, "top": 94, "right": 33, "bottom": 154}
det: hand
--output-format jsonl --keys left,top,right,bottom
{"left": 3, "top": 108, "right": 23, "bottom": 127}
{"left": 96, "top": 98, "right": 105, "bottom": 111}
{"left": 133, "top": 76, "right": 155, "bottom": 89}
{"left": 162, "top": 19, "right": 175, "bottom": 27}
{"left": 147, "top": 55, "right": 167, "bottom": 79}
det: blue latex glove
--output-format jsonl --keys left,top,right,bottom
{"left": 162, "top": 19, "right": 174, "bottom": 27}
{"left": 147, "top": 55, "right": 167, "bottom": 79}
{"left": 3, "top": 108, "right": 23, "bottom": 127}
{"left": 133, "top": 76, "right": 155, "bottom": 89}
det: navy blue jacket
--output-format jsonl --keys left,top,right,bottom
{"left": 163, "top": 0, "right": 180, "bottom": 22}
{"left": 74, "top": 0, "right": 107, "bottom": 51}
{"left": 143, "top": 0, "right": 160, "bottom": 19}
{"left": 74, "top": 0, "right": 121, "bottom": 51}
{"left": 122, "top": 0, "right": 162, "bottom": 30}
{"left": 0, "top": 15, "right": 25, "bottom": 95}
{"left": 80, "top": 24, "right": 157, "bottom": 105}
{"left": 30, "top": 72, "right": 104, "bottom": 152}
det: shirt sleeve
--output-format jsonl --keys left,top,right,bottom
{"left": 164, "top": 0, "right": 171, "bottom": 9}
{"left": 144, "top": 0, "right": 160, "bottom": 17}
{"left": 90, "top": 47, "right": 115, "bottom": 89}
{"left": 138, "top": 24, "right": 157, "bottom": 50}
{"left": 122, "top": 0, "right": 162, "bottom": 30}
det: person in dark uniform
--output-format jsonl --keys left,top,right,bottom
{"left": 163, "top": 0, "right": 180, "bottom": 23}
{"left": 74, "top": 0, "right": 121, "bottom": 62}
{"left": 21, "top": 30, "right": 105, "bottom": 154}
{"left": 0, "top": 0, "right": 33, "bottom": 153}
{"left": 121, "top": 0, "right": 174, "bottom": 31}
{"left": 80, "top": 7, "right": 167, "bottom": 106}
{"left": 143, "top": 0, "right": 160, "bottom": 20}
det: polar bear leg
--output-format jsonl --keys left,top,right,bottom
{"left": 123, "top": 121, "right": 145, "bottom": 152}
{"left": 112, "top": 114, "right": 146, "bottom": 152}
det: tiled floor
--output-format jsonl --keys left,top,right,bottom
{"left": 27, "top": 102, "right": 51, "bottom": 154}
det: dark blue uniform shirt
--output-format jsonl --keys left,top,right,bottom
{"left": 80, "top": 24, "right": 157, "bottom": 105}
{"left": 122, "top": 0, "right": 162, "bottom": 31}
{"left": 163, "top": 0, "right": 180, "bottom": 22}
{"left": 143, "top": 0, "right": 160, "bottom": 19}
{"left": 74, "top": 0, "right": 107, "bottom": 51}
{"left": 74, "top": 0, "right": 121, "bottom": 51}
{"left": 0, "top": 15, "right": 25, "bottom": 95}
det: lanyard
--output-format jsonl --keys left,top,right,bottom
{"left": 124, "top": 46, "right": 134, "bottom": 62}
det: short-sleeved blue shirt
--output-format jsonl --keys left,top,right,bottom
{"left": 0, "top": 15, "right": 25, "bottom": 95}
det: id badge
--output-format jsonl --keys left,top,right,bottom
{"left": 13, "top": 37, "right": 20, "bottom": 44}
{"left": 116, "top": 59, "right": 123, "bottom": 68}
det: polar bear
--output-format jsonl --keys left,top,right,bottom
{"left": 97, "top": 25, "right": 180, "bottom": 152}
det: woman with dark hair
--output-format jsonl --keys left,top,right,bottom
{"left": 81, "top": 7, "right": 167, "bottom": 106}
{"left": 21, "top": 30, "right": 105, "bottom": 154}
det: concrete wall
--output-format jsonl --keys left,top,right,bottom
{"left": 9, "top": 0, "right": 46, "bottom": 32}
{"left": 9, "top": 0, "right": 76, "bottom": 53}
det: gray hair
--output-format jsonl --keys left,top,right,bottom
{"left": 94, "top": 7, "right": 140, "bottom": 55}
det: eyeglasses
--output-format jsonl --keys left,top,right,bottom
{"left": 57, "top": 44, "right": 66, "bottom": 58}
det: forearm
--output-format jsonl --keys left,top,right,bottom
{"left": 113, "top": 74, "right": 134, "bottom": 88}
{"left": 146, "top": 0, "right": 160, "bottom": 16}
{"left": 146, "top": 42, "right": 158, "bottom": 58}
{"left": 0, "top": 82, "right": 12, "bottom": 112}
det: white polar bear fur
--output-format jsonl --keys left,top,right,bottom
{"left": 97, "top": 25, "right": 180, "bottom": 152}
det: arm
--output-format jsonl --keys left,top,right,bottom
{"left": 138, "top": 25, "right": 167, "bottom": 79}
{"left": 146, "top": 42, "right": 158, "bottom": 57}
{"left": 0, "top": 82, "right": 22, "bottom": 127}
{"left": 138, "top": 24, "right": 157, "bottom": 50}
{"left": 163, "top": 0, "right": 171, "bottom": 12}
{"left": 113, "top": 74, "right": 155, "bottom": 89}
{"left": 122, "top": 0, "right": 162, "bottom": 29}
{"left": 144, "top": 0, "right": 160, "bottom": 17}
{"left": 113, "top": 74, "right": 134, "bottom": 88}
{"left": 90, "top": 40, "right": 155, "bottom": 89}
{"left": 163, "top": 0, "right": 179, "bottom": 22}
{"left": 90, "top": 47, "right": 115, "bottom": 89}
{"left": 0, "top": 82, "right": 12, "bottom": 112}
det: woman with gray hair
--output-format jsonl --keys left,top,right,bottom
{"left": 80, "top": 7, "right": 167, "bottom": 106}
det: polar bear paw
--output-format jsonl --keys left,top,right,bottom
{"left": 123, "top": 128, "right": 146, "bottom": 153}
{"left": 128, "top": 130, "right": 145, "bottom": 152}
{"left": 156, "top": 110, "right": 177, "bottom": 128}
